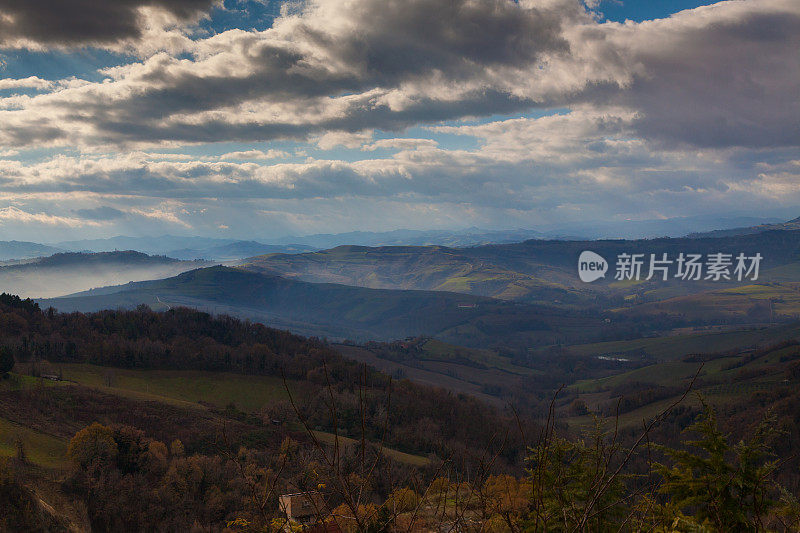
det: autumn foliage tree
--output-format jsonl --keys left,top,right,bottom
{"left": 67, "top": 422, "right": 118, "bottom": 469}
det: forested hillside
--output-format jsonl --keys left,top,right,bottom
{"left": 3, "top": 293, "right": 800, "bottom": 531}
{"left": 0, "top": 293, "right": 526, "bottom": 462}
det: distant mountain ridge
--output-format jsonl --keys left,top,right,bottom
{"left": 40, "top": 213, "right": 792, "bottom": 262}
{"left": 31, "top": 250, "right": 179, "bottom": 267}
{"left": 0, "top": 240, "right": 64, "bottom": 261}
{"left": 54, "top": 235, "right": 315, "bottom": 261}
{"left": 165, "top": 241, "right": 315, "bottom": 261}
{"left": 270, "top": 227, "right": 549, "bottom": 248}
{"left": 688, "top": 216, "right": 800, "bottom": 238}
{"left": 269, "top": 215, "right": 789, "bottom": 246}
{"left": 56, "top": 235, "right": 236, "bottom": 254}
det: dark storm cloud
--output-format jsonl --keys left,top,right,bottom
{"left": 0, "top": 0, "right": 215, "bottom": 45}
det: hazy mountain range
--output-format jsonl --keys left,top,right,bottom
{"left": 0, "top": 214, "right": 794, "bottom": 348}
{"left": 247, "top": 214, "right": 788, "bottom": 247}
{"left": 0, "top": 241, "right": 64, "bottom": 261}
{"left": 687, "top": 216, "right": 800, "bottom": 238}
{"left": 0, "top": 251, "right": 210, "bottom": 298}
{"left": 54, "top": 236, "right": 315, "bottom": 261}
{"left": 0, "top": 214, "right": 790, "bottom": 264}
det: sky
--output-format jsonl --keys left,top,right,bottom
{"left": 0, "top": 0, "right": 797, "bottom": 242}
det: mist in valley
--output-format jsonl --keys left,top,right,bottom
{"left": 0, "top": 252, "right": 210, "bottom": 298}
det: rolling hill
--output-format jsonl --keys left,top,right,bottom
{"left": 562, "top": 332, "right": 800, "bottom": 434}
{"left": 240, "top": 229, "right": 800, "bottom": 312}
{"left": 40, "top": 265, "right": 612, "bottom": 349}
{"left": 240, "top": 243, "right": 587, "bottom": 305}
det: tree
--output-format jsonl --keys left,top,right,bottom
{"left": 67, "top": 423, "right": 118, "bottom": 469}
{"left": 524, "top": 418, "right": 629, "bottom": 531}
{"left": 482, "top": 475, "right": 531, "bottom": 531}
{"left": 655, "top": 400, "right": 781, "bottom": 531}
{"left": 385, "top": 487, "right": 419, "bottom": 514}
{"left": 0, "top": 347, "right": 14, "bottom": 378}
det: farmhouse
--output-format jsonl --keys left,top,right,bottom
{"left": 278, "top": 491, "right": 326, "bottom": 525}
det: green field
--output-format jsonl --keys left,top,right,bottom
{"left": 565, "top": 340, "right": 800, "bottom": 430}
{"left": 59, "top": 364, "right": 300, "bottom": 412}
{"left": 0, "top": 417, "right": 67, "bottom": 469}
{"left": 312, "top": 431, "right": 429, "bottom": 467}
{"left": 624, "top": 281, "right": 800, "bottom": 321}
{"left": 3, "top": 366, "right": 429, "bottom": 468}
{"left": 562, "top": 322, "right": 800, "bottom": 361}
{"left": 569, "top": 356, "right": 737, "bottom": 393}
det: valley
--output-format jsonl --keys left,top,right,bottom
{"left": 3, "top": 220, "right": 800, "bottom": 531}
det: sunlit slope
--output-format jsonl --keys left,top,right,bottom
{"left": 241, "top": 230, "right": 800, "bottom": 308}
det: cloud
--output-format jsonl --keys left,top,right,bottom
{"left": 0, "top": 0, "right": 584, "bottom": 147}
{"left": 217, "top": 149, "right": 290, "bottom": 160}
{"left": 0, "top": 205, "right": 100, "bottom": 227}
{"left": 0, "top": 77, "right": 54, "bottom": 91}
{"left": 0, "top": 0, "right": 797, "bottom": 239}
{"left": 74, "top": 206, "right": 126, "bottom": 220}
{"left": 0, "top": 107, "right": 796, "bottom": 220}
{"left": 315, "top": 131, "right": 374, "bottom": 150}
{"left": 565, "top": 0, "right": 800, "bottom": 148}
{"left": 362, "top": 138, "right": 439, "bottom": 152}
{"left": 0, "top": 0, "right": 794, "bottom": 154}
{"left": 129, "top": 203, "right": 192, "bottom": 228}
{"left": 0, "top": 0, "right": 217, "bottom": 47}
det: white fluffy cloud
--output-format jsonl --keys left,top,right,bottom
{"left": 217, "top": 149, "right": 291, "bottom": 160}
{"left": 0, "top": 77, "right": 54, "bottom": 91}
